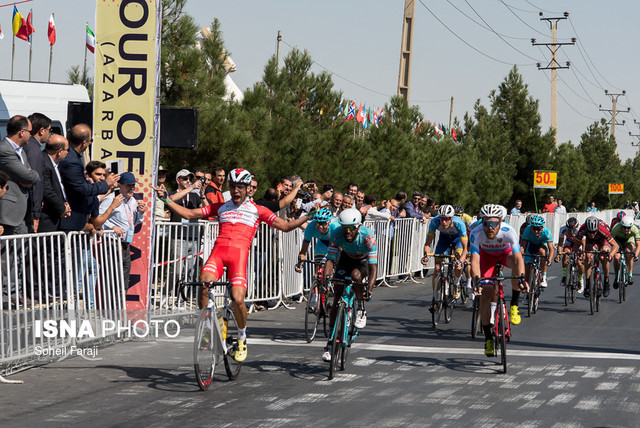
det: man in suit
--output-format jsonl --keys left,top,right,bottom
{"left": 59, "top": 124, "right": 119, "bottom": 232}
{"left": 23, "top": 113, "right": 52, "bottom": 233}
{"left": 0, "top": 116, "right": 40, "bottom": 307}
{"left": 40, "top": 135, "right": 71, "bottom": 232}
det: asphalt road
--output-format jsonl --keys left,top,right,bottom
{"left": 3, "top": 261, "right": 640, "bottom": 427}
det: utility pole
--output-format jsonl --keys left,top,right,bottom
{"left": 449, "top": 96, "right": 454, "bottom": 131}
{"left": 276, "top": 30, "right": 282, "bottom": 73}
{"left": 628, "top": 119, "right": 640, "bottom": 150}
{"left": 532, "top": 12, "right": 575, "bottom": 147}
{"left": 397, "top": 0, "right": 416, "bottom": 103}
{"left": 599, "top": 90, "right": 629, "bottom": 138}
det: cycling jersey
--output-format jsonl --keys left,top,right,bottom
{"left": 576, "top": 220, "right": 615, "bottom": 247}
{"left": 610, "top": 217, "right": 621, "bottom": 230}
{"left": 456, "top": 213, "right": 474, "bottom": 230}
{"left": 200, "top": 199, "right": 277, "bottom": 287}
{"left": 558, "top": 225, "right": 581, "bottom": 247}
{"left": 327, "top": 225, "right": 377, "bottom": 264}
{"left": 521, "top": 225, "right": 553, "bottom": 248}
{"left": 303, "top": 218, "right": 340, "bottom": 259}
{"left": 429, "top": 215, "right": 468, "bottom": 255}
{"left": 470, "top": 222, "right": 521, "bottom": 255}
{"left": 610, "top": 223, "right": 640, "bottom": 246}
{"left": 468, "top": 218, "right": 482, "bottom": 232}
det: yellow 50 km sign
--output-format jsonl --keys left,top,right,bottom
{"left": 609, "top": 183, "right": 624, "bottom": 194}
{"left": 533, "top": 170, "right": 557, "bottom": 189}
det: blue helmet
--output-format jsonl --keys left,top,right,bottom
{"left": 314, "top": 207, "right": 333, "bottom": 223}
{"left": 530, "top": 215, "right": 545, "bottom": 228}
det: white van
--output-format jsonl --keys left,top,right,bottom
{"left": 0, "top": 79, "right": 90, "bottom": 139}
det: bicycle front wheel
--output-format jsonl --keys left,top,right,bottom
{"left": 471, "top": 296, "right": 481, "bottom": 338}
{"left": 341, "top": 308, "right": 354, "bottom": 370}
{"left": 304, "top": 286, "right": 320, "bottom": 343}
{"left": 432, "top": 279, "right": 445, "bottom": 328}
{"left": 323, "top": 286, "right": 334, "bottom": 338}
{"left": 223, "top": 305, "right": 242, "bottom": 381}
{"left": 619, "top": 263, "right": 626, "bottom": 303}
{"left": 497, "top": 302, "right": 507, "bottom": 374}
{"left": 194, "top": 307, "right": 220, "bottom": 391}
{"left": 329, "top": 303, "right": 346, "bottom": 380}
{"left": 444, "top": 279, "right": 453, "bottom": 324}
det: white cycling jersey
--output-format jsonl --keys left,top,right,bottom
{"left": 470, "top": 222, "right": 521, "bottom": 255}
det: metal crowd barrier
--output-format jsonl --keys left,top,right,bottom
{"left": 1, "top": 231, "right": 126, "bottom": 377}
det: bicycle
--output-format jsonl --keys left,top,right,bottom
{"left": 429, "top": 253, "right": 460, "bottom": 328}
{"left": 583, "top": 250, "right": 610, "bottom": 315}
{"left": 615, "top": 250, "right": 635, "bottom": 303}
{"left": 558, "top": 250, "right": 581, "bottom": 306}
{"left": 473, "top": 264, "right": 524, "bottom": 374}
{"left": 178, "top": 280, "right": 242, "bottom": 391}
{"left": 470, "top": 291, "right": 481, "bottom": 339}
{"left": 327, "top": 276, "right": 369, "bottom": 380}
{"left": 296, "top": 259, "right": 334, "bottom": 343}
{"left": 524, "top": 254, "right": 548, "bottom": 317}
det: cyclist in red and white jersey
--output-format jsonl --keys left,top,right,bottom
{"left": 554, "top": 217, "right": 583, "bottom": 291}
{"left": 156, "top": 168, "right": 312, "bottom": 362}
{"left": 574, "top": 216, "right": 619, "bottom": 298}
{"left": 469, "top": 204, "right": 526, "bottom": 357}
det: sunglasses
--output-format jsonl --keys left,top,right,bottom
{"left": 440, "top": 217, "right": 452, "bottom": 221}
{"left": 482, "top": 220, "right": 500, "bottom": 229}
{"left": 532, "top": 227, "right": 543, "bottom": 232}
{"left": 342, "top": 225, "right": 358, "bottom": 232}
{"left": 622, "top": 226, "right": 631, "bottom": 231}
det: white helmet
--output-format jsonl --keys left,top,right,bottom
{"left": 479, "top": 204, "right": 507, "bottom": 220}
{"left": 227, "top": 168, "right": 252, "bottom": 185}
{"left": 621, "top": 215, "right": 634, "bottom": 228}
{"left": 438, "top": 204, "right": 455, "bottom": 218}
{"left": 338, "top": 208, "right": 362, "bottom": 226}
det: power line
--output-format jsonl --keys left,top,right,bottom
{"left": 463, "top": 0, "right": 541, "bottom": 62}
{"left": 498, "top": 0, "right": 549, "bottom": 37}
{"left": 523, "top": 0, "right": 562, "bottom": 15}
{"left": 417, "top": 0, "right": 536, "bottom": 67}
{"left": 446, "top": 0, "right": 531, "bottom": 40}
{"left": 542, "top": 72, "right": 598, "bottom": 121}
{"left": 496, "top": 0, "right": 539, "bottom": 14}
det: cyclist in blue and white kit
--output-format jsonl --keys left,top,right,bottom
{"left": 321, "top": 208, "right": 377, "bottom": 362}
{"left": 421, "top": 205, "right": 468, "bottom": 310}
{"left": 469, "top": 204, "right": 526, "bottom": 357}
{"left": 296, "top": 207, "right": 340, "bottom": 265}
{"left": 520, "top": 215, "right": 554, "bottom": 288}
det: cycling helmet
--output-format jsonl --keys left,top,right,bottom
{"left": 338, "top": 208, "right": 362, "bottom": 226}
{"left": 227, "top": 168, "right": 252, "bottom": 185}
{"left": 566, "top": 217, "right": 578, "bottom": 229}
{"left": 525, "top": 213, "right": 533, "bottom": 225}
{"left": 621, "top": 215, "right": 634, "bottom": 228}
{"left": 585, "top": 216, "right": 599, "bottom": 233}
{"left": 453, "top": 204, "right": 464, "bottom": 215}
{"left": 438, "top": 204, "right": 455, "bottom": 218}
{"left": 530, "top": 215, "right": 545, "bottom": 228}
{"left": 617, "top": 210, "right": 626, "bottom": 220}
{"left": 479, "top": 204, "right": 507, "bottom": 220}
{"left": 314, "top": 207, "right": 333, "bottom": 223}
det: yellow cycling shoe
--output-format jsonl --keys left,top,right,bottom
{"left": 510, "top": 305, "right": 521, "bottom": 325}
{"left": 484, "top": 339, "right": 494, "bottom": 357}
{"left": 234, "top": 339, "right": 247, "bottom": 362}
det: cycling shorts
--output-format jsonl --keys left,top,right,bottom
{"left": 434, "top": 235, "right": 464, "bottom": 259}
{"left": 524, "top": 242, "right": 547, "bottom": 264}
{"left": 202, "top": 245, "right": 249, "bottom": 289}
{"left": 585, "top": 241, "right": 611, "bottom": 252}
{"left": 333, "top": 254, "right": 368, "bottom": 281}
{"left": 479, "top": 249, "right": 512, "bottom": 278}
{"left": 614, "top": 235, "right": 638, "bottom": 248}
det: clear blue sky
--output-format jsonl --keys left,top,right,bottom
{"left": 2, "top": 0, "right": 639, "bottom": 160}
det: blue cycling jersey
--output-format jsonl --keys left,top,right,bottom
{"left": 521, "top": 224, "right": 553, "bottom": 248}
{"left": 327, "top": 225, "right": 378, "bottom": 264}
{"left": 303, "top": 219, "right": 340, "bottom": 257}
{"left": 428, "top": 215, "right": 468, "bottom": 238}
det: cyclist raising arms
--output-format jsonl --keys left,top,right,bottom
{"left": 422, "top": 204, "right": 468, "bottom": 308}
{"left": 610, "top": 215, "right": 640, "bottom": 288}
{"left": 155, "top": 168, "right": 312, "bottom": 362}
{"left": 555, "top": 217, "right": 583, "bottom": 291}
{"left": 469, "top": 204, "right": 526, "bottom": 357}
{"left": 520, "top": 215, "right": 554, "bottom": 288}
{"left": 574, "top": 216, "right": 619, "bottom": 298}
{"left": 321, "top": 208, "right": 377, "bottom": 362}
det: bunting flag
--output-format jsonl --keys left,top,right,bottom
{"left": 86, "top": 25, "right": 95, "bottom": 53}
{"left": 48, "top": 14, "right": 56, "bottom": 46}
{"left": 356, "top": 103, "right": 364, "bottom": 123}
{"left": 345, "top": 101, "right": 356, "bottom": 121}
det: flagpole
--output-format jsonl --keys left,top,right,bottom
{"left": 28, "top": 9, "right": 33, "bottom": 81}
{"left": 11, "top": 35, "right": 15, "bottom": 80}
{"left": 83, "top": 22, "right": 88, "bottom": 80}
{"left": 48, "top": 13, "right": 54, "bottom": 82}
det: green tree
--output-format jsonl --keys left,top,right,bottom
{"left": 66, "top": 65, "right": 93, "bottom": 101}
{"left": 551, "top": 142, "right": 590, "bottom": 211}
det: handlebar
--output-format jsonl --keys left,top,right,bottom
{"left": 177, "top": 280, "right": 231, "bottom": 302}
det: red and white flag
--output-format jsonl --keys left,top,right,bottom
{"left": 47, "top": 14, "right": 56, "bottom": 46}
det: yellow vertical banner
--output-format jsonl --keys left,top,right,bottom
{"left": 94, "top": 0, "right": 160, "bottom": 313}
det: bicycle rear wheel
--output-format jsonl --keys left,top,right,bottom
{"left": 497, "top": 301, "right": 507, "bottom": 374}
{"left": 329, "top": 303, "right": 345, "bottom": 380}
{"left": 223, "top": 305, "right": 242, "bottom": 380}
{"left": 527, "top": 270, "right": 535, "bottom": 317}
{"left": 194, "top": 307, "right": 220, "bottom": 391}
{"left": 304, "top": 285, "right": 320, "bottom": 343}
{"left": 471, "top": 295, "right": 481, "bottom": 338}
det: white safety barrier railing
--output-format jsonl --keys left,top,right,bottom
{"left": 363, "top": 220, "right": 391, "bottom": 283}
{"left": 386, "top": 218, "right": 415, "bottom": 279}
{"left": 279, "top": 229, "right": 304, "bottom": 299}
{"left": 1, "top": 231, "right": 125, "bottom": 376}
{"left": 246, "top": 224, "right": 281, "bottom": 303}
